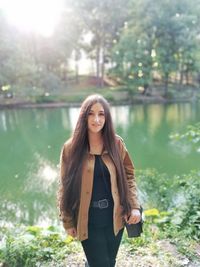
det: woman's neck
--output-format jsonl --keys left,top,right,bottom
{"left": 88, "top": 132, "right": 104, "bottom": 154}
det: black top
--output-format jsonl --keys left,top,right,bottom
{"left": 88, "top": 155, "right": 114, "bottom": 227}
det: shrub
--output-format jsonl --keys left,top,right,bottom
{"left": 0, "top": 225, "right": 81, "bottom": 267}
{"left": 170, "top": 171, "right": 200, "bottom": 240}
{"left": 170, "top": 123, "right": 200, "bottom": 153}
{"left": 137, "top": 169, "right": 177, "bottom": 210}
{"left": 137, "top": 169, "right": 200, "bottom": 240}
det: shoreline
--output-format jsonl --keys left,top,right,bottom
{"left": 0, "top": 96, "right": 198, "bottom": 110}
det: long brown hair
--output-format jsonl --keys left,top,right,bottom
{"left": 59, "top": 94, "right": 131, "bottom": 222}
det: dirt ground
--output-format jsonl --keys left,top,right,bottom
{"left": 53, "top": 240, "right": 200, "bottom": 267}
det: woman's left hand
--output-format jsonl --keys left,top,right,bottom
{"left": 125, "top": 209, "right": 141, "bottom": 224}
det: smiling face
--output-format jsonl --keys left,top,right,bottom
{"left": 87, "top": 102, "right": 105, "bottom": 134}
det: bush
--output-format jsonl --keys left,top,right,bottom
{"left": 35, "top": 94, "right": 56, "bottom": 103}
{"left": 170, "top": 171, "right": 200, "bottom": 240}
{"left": 0, "top": 225, "right": 81, "bottom": 267}
{"left": 137, "top": 169, "right": 177, "bottom": 210}
{"left": 170, "top": 123, "right": 200, "bottom": 153}
{"left": 137, "top": 168, "right": 200, "bottom": 240}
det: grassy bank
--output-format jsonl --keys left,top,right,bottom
{"left": 0, "top": 82, "right": 199, "bottom": 109}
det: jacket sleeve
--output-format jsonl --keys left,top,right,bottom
{"left": 59, "top": 140, "right": 75, "bottom": 230}
{"left": 117, "top": 136, "right": 140, "bottom": 210}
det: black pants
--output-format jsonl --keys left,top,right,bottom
{"left": 81, "top": 224, "right": 124, "bottom": 267}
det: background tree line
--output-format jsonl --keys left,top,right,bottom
{"left": 0, "top": 0, "right": 200, "bottom": 98}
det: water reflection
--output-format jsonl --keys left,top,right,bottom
{"left": 25, "top": 153, "right": 58, "bottom": 193}
{"left": 69, "top": 107, "right": 80, "bottom": 130}
{"left": 111, "top": 106, "right": 130, "bottom": 131}
{"left": 147, "top": 104, "right": 164, "bottom": 136}
{"left": 1, "top": 103, "right": 195, "bottom": 136}
{"left": 166, "top": 103, "right": 193, "bottom": 125}
{"left": 61, "top": 108, "right": 71, "bottom": 130}
{"left": 0, "top": 198, "right": 59, "bottom": 228}
{"left": 0, "top": 111, "right": 7, "bottom": 132}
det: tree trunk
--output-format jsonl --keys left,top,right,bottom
{"left": 96, "top": 46, "right": 100, "bottom": 87}
{"left": 164, "top": 73, "right": 169, "bottom": 97}
{"left": 185, "top": 69, "right": 189, "bottom": 85}
{"left": 197, "top": 72, "right": 200, "bottom": 89}
{"left": 142, "top": 83, "right": 149, "bottom": 95}
{"left": 75, "top": 61, "right": 79, "bottom": 84}
{"left": 75, "top": 49, "right": 80, "bottom": 84}
{"left": 179, "top": 71, "right": 184, "bottom": 86}
{"left": 179, "top": 61, "right": 184, "bottom": 88}
{"left": 62, "top": 62, "right": 68, "bottom": 82}
{"left": 100, "top": 44, "right": 105, "bottom": 88}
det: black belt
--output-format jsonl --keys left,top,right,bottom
{"left": 90, "top": 199, "right": 109, "bottom": 209}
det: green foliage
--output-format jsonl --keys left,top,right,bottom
{"left": 1, "top": 223, "right": 199, "bottom": 267}
{"left": 137, "top": 168, "right": 200, "bottom": 240}
{"left": 170, "top": 171, "right": 200, "bottom": 240}
{"left": 137, "top": 169, "right": 176, "bottom": 210}
{"left": 122, "top": 207, "right": 199, "bottom": 263}
{"left": 111, "top": 0, "right": 200, "bottom": 95}
{"left": 170, "top": 123, "right": 200, "bottom": 152}
{"left": 35, "top": 95, "right": 57, "bottom": 104}
{"left": 0, "top": 225, "right": 81, "bottom": 267}
{"left": 1, "top": 0, "right": 200, "bottom": 97}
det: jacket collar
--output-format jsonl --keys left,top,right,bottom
{"left": 87, "top": 147, "right": 108, "bottom": 156}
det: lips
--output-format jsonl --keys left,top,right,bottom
{"left": 92, "top": 124, "right": 101, "bottom": 127}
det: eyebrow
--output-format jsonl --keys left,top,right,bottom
{"left": 89, "top": 109, "right": 105, "bottom": 113}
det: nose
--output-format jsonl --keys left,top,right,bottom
{"left": 94, "top": 115, "right": 100, "bottom": 123}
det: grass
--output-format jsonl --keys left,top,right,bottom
{"left": 1, "top": 77, "right": 199, "bottom": 108}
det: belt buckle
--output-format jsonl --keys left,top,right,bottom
{"left": 98, "top": 199, "right": 108, "bottom": 209}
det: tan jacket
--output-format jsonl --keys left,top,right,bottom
{"left": 60, "top": 135, "right": 140, "bottom": 241}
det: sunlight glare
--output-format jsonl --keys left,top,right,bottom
{"left": 0, "top": 0, "right": 64, "bottom": 37}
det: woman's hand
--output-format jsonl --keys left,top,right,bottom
{"left": 125, "top": 209, "right": 141, "bottom": 224}
{"left": 67, "top": 227, "right": 77, "bottom": 238}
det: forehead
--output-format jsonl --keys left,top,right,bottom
{"left": 90, "top": 102, "right": 104, "bottom": 111}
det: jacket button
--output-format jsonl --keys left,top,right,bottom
{"left": 86, "top": 191, "right": 89, "bottom": 194}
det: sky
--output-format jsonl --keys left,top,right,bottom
{"left": 0, "top": 0, "right": 65, "bottom": 37}
{"left": 0, "top": 0, "right": 94, "bottom": 74}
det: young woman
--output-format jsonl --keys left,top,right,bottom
{"left": 58, "top": 94, "right": 141, "bottom": 267}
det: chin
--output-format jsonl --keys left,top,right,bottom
{"left": 89, "top": 127, "right": 103, "bottom": 133}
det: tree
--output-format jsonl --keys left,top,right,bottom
{"left": 112, "top": 0, "right": 200, "bottom": 96}
{"left": 69, "top": 0, "right": 129, "bottom": 87}
{"left": 112, "top": 0, "right": 157, "bottom": 94}
{"left": 0, "top": 11, "right": 19, "bottom": 91}
{"left": 154, "top": 0, "right": 199, "bottom": 95}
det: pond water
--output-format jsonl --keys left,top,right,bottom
{"left": 0, "top": 102, "right": 199, "bottom": 227}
